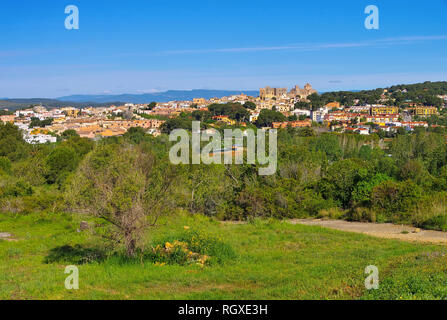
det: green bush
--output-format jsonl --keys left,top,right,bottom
{"left": 149, "top": 240, "right": 208, "bottom": 266}
{"left": 371, "top": 180, "right": 423, "bottom": 215}
{"left": 420, "top": 215, "right": 447, "bottom": 231}
{"left": 12, "top": 156, "right": 48, "bottom": 186}
{"left": 0, "top": 179, "right": 33, "bottom": 198}
{"left": 149, "top": 229, "right": 236, "bottom": 265}
{"left": 346, "top": 207, "right": 377, "bottom": 222}
{"left": 45, "top": 146, "right": 79, "bottom": 184}
{"left": 0, "top": 157, "right": 11, "bottom": 173}
{"left": 317, "top": 207, "right": 345, "bottom": 220}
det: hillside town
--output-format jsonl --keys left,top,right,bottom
{"left": 1, "top": 83, "right": 446, "bottom": 144}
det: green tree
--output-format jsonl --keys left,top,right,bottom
{"left": 124, "top": 127, "right": 147, "bottom": 144}
{"left": 294, "top": 101, "right": 311, "bottom": 110}
{"left": 244, "top": 101, "right": 256, "bottom": 110}
{"left": 147, "top": 102, "right": 157, "bottom": 110}
{"left": 371, "top": 180, "right": 423, "bottom": 215}
{"left": 160, "top": 117, "right": 194, "bottom": 133}
{"left": 351, "top": 173, "right": 392, "bottom": 205}
{"left": 307, "top": 93, "right": 324, "bottom": 110}
{"left": 30, "top": 117, "right": 53, "bottom": 128}
{"left": 45, "top": 146, "right": 79, "bottom": 184}
{"left": 0, "top": 123, "right": 28, "bottom": 161}
{"left": 287, "top": 115, "right": 298, "bottom": 121}
{"left": 61, "top": 130, "right": 80, "bottom": 140}
{"left": 0, "top": 156, "right": 11, "bottom": 173}
{"left": 310, "top": 133, "right": 342, "bottom": 162}
{"left": 296, "top": 127, "right": 315, "bottom": 137}
{"left": 255, "top": 109, "right": 286, "bottom": 127}
{"left": 319, "top": 159, "right": 369, "bottom": 208}
{"left": 208, "top": 103, "right": 250, "bottom": 122}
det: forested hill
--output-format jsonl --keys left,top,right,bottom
{"left": 387, "top": 81, "right": 447, "bottom": 95}
{"left": 312, "top": 81, "right": 447, "bottom": 108}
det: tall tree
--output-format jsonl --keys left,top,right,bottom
{"left": 66, "top": 144, "right": 177, "bottom": 257}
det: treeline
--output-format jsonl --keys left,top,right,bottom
{"left": 2, "top": 122, "right": 447, "bottom": 232}
{"left": 311, "top": 81, "right": 447, "bottom": 108}
{"left": 160, "top": 103, "right": 303, "bottom": 132}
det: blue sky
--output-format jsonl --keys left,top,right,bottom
{"left": 0, "top": 0, "right": 447, "bottom": 98}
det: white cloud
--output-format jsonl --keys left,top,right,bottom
{"left": 162, "top": 35, "right": 447, "bottom": 55}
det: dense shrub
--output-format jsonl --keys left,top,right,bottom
{"left": 346, "top": 207, "right": 377, "bottom": 222}
{"left": 371, "top": 180, "right": 423, "bottom": 215}
{"left": 45, "top": 146, "right": 79, "bottom": 184}
{"left": 0, "top": 157, "right": 11, "bottom": 173}
{"left": 149, "top": 229, "right": 236, "bottom": 265}
{"left": 0, "top": 178, "right": 33, "bottom": 198}
{"left": 149, "top": 240, "right": 210, "bottom": 266}
{"left": 420, "top": 215, "right": 447, "bottom": 231}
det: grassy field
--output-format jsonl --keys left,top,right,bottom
{"left": 1, "top": 212, "right": 447, "bottom": 300}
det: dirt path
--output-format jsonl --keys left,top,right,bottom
{"left": 290, "top": 219, "right": 447, "bottom": 244}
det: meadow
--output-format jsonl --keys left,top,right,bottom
{"left": 1, "top": 212, "right": 447, "bottom": 300}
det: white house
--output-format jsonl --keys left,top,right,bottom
{"left": 24, "top": 134, "right": 57, "bottom": 144}
{"left": 291, "top": 109, "right": 311, "bottom": 117}
{"left": 15, "top": 110, "right": 35, "bottom": 118}
{"left": 311, "top": 109, "right": 328, "bottom": 123}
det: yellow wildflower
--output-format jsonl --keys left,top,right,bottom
{"left": 165, "top": 242, "right": 173, "bottom": 249}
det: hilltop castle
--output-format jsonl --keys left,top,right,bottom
{"left": 260, "top": 83, "right": 317, "bottom": 100}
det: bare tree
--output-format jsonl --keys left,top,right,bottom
{"left": 66, "top": 144, "right": 176, "bottom": 257}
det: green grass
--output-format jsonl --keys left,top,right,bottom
{"left": 1, "top": 212, "right": 447, "bottom": 300}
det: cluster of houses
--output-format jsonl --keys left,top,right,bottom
{"left": 308, "top": 104, "right": 437, "bottom": 135}
{"left": 1, "top": 84, "right": 444, "bottom": 144}
{"left": 1, "top": 104, "right": 166, "bottom": 144}
{"left": 187, "top": 86, "right": 441, "bottom": 136}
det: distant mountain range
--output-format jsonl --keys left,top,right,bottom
{"left": 0, "top": 89, "right": 260, "bottom": 110}
{"left": 58, "top": 89, "right": 259, "bottom": 104}
{"left": 4, "top": 82, "right": 442, "bottom": 111}
{"left": 0, "top": 99, "right": 124, "bottom": 111}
